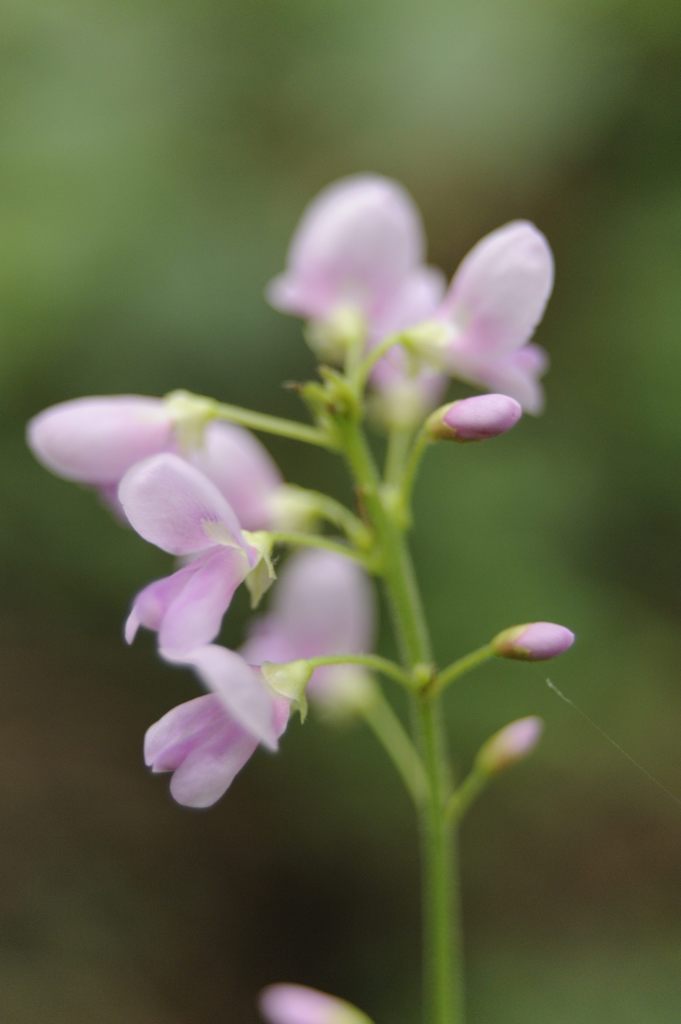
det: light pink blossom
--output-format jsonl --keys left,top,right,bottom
{"left": 146, "top": 645, "right": 289, "bottom": 807}
{"left": 241, "top": 549, "right": 375, "bottom": 702}
{"left": 119, "top": 454, "right": 262, "bottom": 654}
{"left": 436, "top": 221, "right": 554, "bottom": 413}
{"left": 27, "top": 395, "right": 282, "bottom": 529}
{"left": 260, "top": 984, "right": 372, "bottom": 1024}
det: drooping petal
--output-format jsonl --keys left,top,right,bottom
{"left": 260, "top": 984, "right": 372, "bottom": 1024}
{"left": 125, "top": 547, "right": 249, "bottom": 651}
{"left": 169, "top": 720, "right": 260, "bottom": 808}
{"left": 165, "top": 645, "right": 280, "bottom": 750}
{"left": 190, "top": 422, "right": 283, "bottom": 531}
{"left": 145, "top": 692, "right": 230, "bottom": 771}
{"left": 159, "top": 547, "right": 250, "bottom": 653}
{"left": 27, "top": 395, "right": 173, "bottom": 485}
{"left": 144, "top": 693, "right": 261, "bottom": 808}
{"left": 267, "top": 175, "right": 427, "bottom": 321}
{"left": 119, "top": 453, "right": 246, "bottom": 555}
{"left": 442, "top": 220, "right": 554, "bottom": 355}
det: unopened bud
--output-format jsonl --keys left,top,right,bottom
{"left": 492, "top": 621, "right": 575, "bottom": 661}
{"left": 427, "top": 394, "right": 522, "bottom": 442}
{"left": 476, "top": 716, "right": 544, "bottom": 775}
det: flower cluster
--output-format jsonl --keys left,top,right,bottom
{"left": 27, "top": 173, "right": 575, "bottom": 1023}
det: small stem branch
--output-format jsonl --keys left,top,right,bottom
{"left": 305, "top": 653, "right": 417, "bottom": 691}
{"left": 430, "top": 645, "right": 494, "bottom": 697}
{"left": 213, "top": 401, "right": 334, "bottom": 449}
{"left": 446, "top": 769, "right": 489, "bottom": 822}
{"left": 400, "top": 426, "right": 432, "bottom": 517}
{"left": 278, "top": 485, "right": 372, "bottom": 548}
{"left": 362, "top": 689, "right": 428, "bottom": 806}
{"left": 354, "top": 332, "right": 406, "bottom": 390}
{"left": 267, "top": 531, "right": 376, "bottom": 570}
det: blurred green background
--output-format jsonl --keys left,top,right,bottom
{"left": 2, "top": 1, "right": 680, "bottom": 1021}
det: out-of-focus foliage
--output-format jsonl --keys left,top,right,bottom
{"left": 2, "top": 1, "right": 680, "bottom": 1022}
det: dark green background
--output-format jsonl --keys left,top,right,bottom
{"left": 2, "top": 1, "right": 680, "bottom": 1021}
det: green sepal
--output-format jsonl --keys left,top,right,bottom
{"left": 261, "top": 660, "right": 312, "bottom": 722}
{"left": 242, "top": 531, "right": 277, "bottom": 609}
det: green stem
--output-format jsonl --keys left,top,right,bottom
{"left": 277, "top": 485, "right": 372, "bottom": 549}
{"left": 336, "top": 412, "right": 464, "bottom": 1024}
{"left": 305, "top": 653, "right": 416, "bottom": 691}
{"left": 430, "top": 645, "right": 494, "bottom": 697}
{"left": 213, "top": 400, "right": 334, "bottom": 449}
{"left": 446, "top": 769, "right": 489, "bottom": 823}
{"left": 267, "top": 531, "right": 375, "bottom": 570}
{"left": 362, "top": 689, "right": 428, "bottom": 806}
{"left": 354, "top": 331, "right": 406, "bottom": 390}
{"left": 400, "top": 426, "right": 432, "bottom": 519}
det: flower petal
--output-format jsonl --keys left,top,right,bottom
{"left": 268, "top": 175, "right": 426, "bottom": 321}
{"left": 272, "top": 550, "right": 375, "bottom": 657}
{"left": 144, "top": 693, "right": 230, "bottom": 771}
{"left": 27, "top": 395, "right": 172, "bottom": 485}
{"left": 190, "top": 422, "right": 282, "bottom": 531}
{"left": 119, "top": 453, "right": 245, "bottom": 555}
{"left": 444, "top": 221, "right": 554, "bottom": 354}
{"left": 169, "top": 724, "right": 259, "bottom": 808}
{"left": 165, "top": 645, "right": 280, "bottom": 750}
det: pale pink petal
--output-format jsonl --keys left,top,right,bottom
{"left": 268, "top": 175, "right": 426, "bottom": 321}
{"left": 260, "top": 984, "right": 368, "bottom": 1024}
{"left": 157, "top": 547, "right": 250, "bottom": 653}
{"left": 371, "top": 264, "right": 446, "bottom": 342}
{"left": 169, "top": 723, "right": 259, "bottom": 808}
{"left": 118, "top": 453, "right": 245, "bottom": 555}
{"left": 272, "top": 550, "right": 375, "bottom": 657}
{"left": 190, "top": 422, "right": 283, "bottom": 531}
{"left": 466, "top": 345, "right": 549, "bottom": 414}
{"left": 166, "top": 645, "right": 280, "bottom": 750}
{"left": 443, "top": 221, "right": 554, "bottom": 354}
{"left": 27, "top": 395, "right": 173, "bottom": 485}
{"left": 144, "top": 693, "right": 229, "bottom": 771}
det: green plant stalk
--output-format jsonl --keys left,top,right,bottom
{"left": 336, "top": 412, "right": 464, "bottom": 1024}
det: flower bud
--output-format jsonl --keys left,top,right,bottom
{"left": 492, "top": 621, "right": 575, "bottom": 661}
{"left": 427, "top": 394, "right": 522, "bottom": 442}
{"left": 260, "top": 984, "right": 373, "bottom": 1024}
{"left": 476, "top": 716, "right": 544, "bottom": 775}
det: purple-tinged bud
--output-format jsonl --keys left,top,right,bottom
{"left": 427, "top": 394, "right": 522, "bottom": 442}
{"left": 260, "top": 984, "right": 373, "bottom": 1024}
{"left": 492, "top": 621, "right": 575, "bottom": 661}
{"left": 477, "top": 716, "right": 544, "bottom": 775}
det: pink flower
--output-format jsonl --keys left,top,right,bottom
{"left": 119, "top": 454, "right": 263, "bottom": 654}
{"left": 260, "top": 984, "right": 372, "bottom": 1024}
{"left": 241, "top": 549, "right": 375, "bottom": 702}
{"left": 435, "top": 221, "right": 554, "bottom": 413}
{"left": 27, "top": 395, "right": 282, "bottom": 529}
{"left": 268, "top": 174, "right": 442, "bottom": 329}
{"left": 146, "top": 646, "right": 289, "bottom": 807}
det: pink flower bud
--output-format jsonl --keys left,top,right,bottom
{"left": 492, "top": 621, "right": 575, "bottom": 661}
{"left": 428, "top": 394, "right": 522, "bottom": 442}
{"left": 477, "top": 716, "right": 544, "bottom": 775}
{"left": 260, "top": 984, "right": 371, "bottom": 1024}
